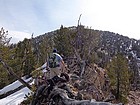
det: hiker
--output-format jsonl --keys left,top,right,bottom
{"left": 44, "top": 48, "right": 73, "bottom": 97}
{"left": 47, "top": 48, "right": 66, "bottom": 79}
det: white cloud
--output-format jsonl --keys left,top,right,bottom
{"left": 78, "top": 0, "right": 140, "bottom": 39}
{"left": 0, "top": 0, "right": 140, "bottom": 41}
{"left": 8, "top": 30, "right": 31, "bottom": 44}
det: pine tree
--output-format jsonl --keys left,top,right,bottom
{"left": 0, "top": 27, "right": 11, "bottom": 46}
{"left": 106, "top": 53, "right": 130, "bottom": 103}
{"left": 15, "top": 38, "right": 35, "bottom": 76}
{"left": 0, "top": 27, "right": 17, "bottom": 88}
{"left": 54, "top": 25, "right": 73, "bottom": 57}
{"left": 37, "top": 36, "right": 52, "bottom": 65}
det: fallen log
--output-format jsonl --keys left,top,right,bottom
{"left": 48, "top": 87, "right": 123, "bottom": 105}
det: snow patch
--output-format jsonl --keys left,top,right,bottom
{"left": 0, "top": 77, "right": 32, "bottom": 95}
{"left": 0, "top": 87, "right": 31, "bottom": 105}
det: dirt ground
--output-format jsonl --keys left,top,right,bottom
{"left": 126, "top": 90, "right": 140, "bottom": 105}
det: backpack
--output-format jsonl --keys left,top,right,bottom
{"left": 48, "top": 53, "right": 59, "bottom": 68}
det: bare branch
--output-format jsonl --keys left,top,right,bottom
{"left": 78, "top": 14, "right": 82, "bottom": 26}
{"left": 0, "top": 58, "right": 32, "bottom": 90}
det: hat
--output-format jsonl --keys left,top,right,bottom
{"left": 53, "top": 48, "right": 57, "bottom": 53}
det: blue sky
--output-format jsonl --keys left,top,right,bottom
{"left": 0, "top": 0, "right": 140, "bottom": 43}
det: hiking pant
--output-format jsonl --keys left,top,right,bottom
{"left": 49, "top": 67, "right": 61, "bottom": 79}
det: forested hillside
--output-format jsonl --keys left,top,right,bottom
{"left": 0, "top": 25, "right": 140, "bottom": 104}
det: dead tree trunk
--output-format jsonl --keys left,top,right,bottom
{"left": 80, "top": 60, "right": 86, "bottom": 77}
{"left": 0, "top": 58, "right": 32, "bottom": 90}
{"left": 49, "top": 87, "right": 123, "bottom": 105}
